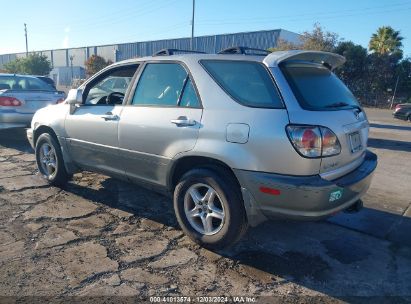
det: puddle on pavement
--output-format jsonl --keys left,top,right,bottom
{"left": 322, "top": 237, "right": 370, "bottom": 264}
{"left": 234, "top": 250, "right": 330, "bottom": 282}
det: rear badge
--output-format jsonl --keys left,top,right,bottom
{"left": 329, "top": 189, "right": 343, "bottom": 202}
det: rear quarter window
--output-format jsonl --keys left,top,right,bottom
{"left": 201, "top": 60, "right": 283, "bottom": 108}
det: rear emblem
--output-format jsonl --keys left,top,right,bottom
{"left": 353, "top": 109, "right": 361, "bottom": 120}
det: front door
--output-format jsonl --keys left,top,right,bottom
{"left": 64, "top": 64, "right": 139, "bottom": 177}
{"left": 118, "top": 62, "right": 203, "bottom": 186}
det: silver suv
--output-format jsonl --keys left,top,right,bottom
{"left": 27, "top": 48, "right": 377, "bottom": 249}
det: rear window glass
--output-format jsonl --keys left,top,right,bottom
{"left": 280, "top": 62, "right": 359, "bottom": 110}
{"left": 201, "top": 60, "right": 283, "bottom": 108}
{"left": 0, "top": 76, "right": 55, "bottom": 91}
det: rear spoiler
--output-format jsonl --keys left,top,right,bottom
{"left": 263, "top": 50, "right": 346, "bottom": 70}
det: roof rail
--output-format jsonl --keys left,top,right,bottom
{"left": 152, "top": 48, "right": 206, "bottom": 56}
{"left": 218, "top": 46, "right": 271, "bottom": 56}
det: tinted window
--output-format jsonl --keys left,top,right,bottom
{"left": 180, "top": 78, "right": 200, "bottom": 108}
{"left": 280, "top": 62, "right": 359, "bottom": 110}
{"left": 201, "top": 60, "right": 283, "bottom": 108}
{"left": 132, "top": 63, "right": 187, "bottom": 106}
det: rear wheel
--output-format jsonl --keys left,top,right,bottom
{"left": 173, "top": 167, "right": 248, "bottom": 249}
{"left": 35, "top": 133, "right": 70, "bottom": 186}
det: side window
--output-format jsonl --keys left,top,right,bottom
{"left": 201, "top": 60, "right": 283, "bottom": 108}
{"left": 132, "top": 63, "right": 189, "bottom": 107}
{"left": 179, "top": 78, "right": 200, "bottom": 108}
{"left": 84, "top": 65, "right": 138, "bottom": 106}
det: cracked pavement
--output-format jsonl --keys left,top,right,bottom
{"left": 0, "top": 108, "right": 410, "bottom": 302}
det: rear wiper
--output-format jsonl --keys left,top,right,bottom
{"left": 325, "top": 102, "right": 362, "bottom": 111}
{"left": 325, "top": 102, "right": 350, "bottom": 108}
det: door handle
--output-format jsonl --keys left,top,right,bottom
{"left": 171, "top": 116, "right": 196, "bottom": 126}
{"left": 101, "top": 112, "right": 119, "bottom": 121}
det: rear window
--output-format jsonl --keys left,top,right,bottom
{"left": 280, "top": 62, "right": 359, "bottom": 110}
{"left": 201, "top": 60, "right": 283, "bottom": 108}
{"left": 0, "top": 76, "right": 55, "bottom": 92}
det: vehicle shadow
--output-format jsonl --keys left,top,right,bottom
{"left": 64, "top": 176, "right": 180, "bottom": 228}
{"left": 370, "top": 123, "right": 411, "bottom": 132}
{"left": 0, "top": 128, "right": 34, "bottom": 153}
{"left": 368, "top": 138, "right": 411, "bottom": 152}
{"left": 64, "top": 176, "right": 411, "bottom": 298}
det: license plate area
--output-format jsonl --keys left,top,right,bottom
{"left": 25, "top": 100, "right": 51, "bottom": 110}
{"left": 349, "top": 131, "right": 362, "bottom": 153}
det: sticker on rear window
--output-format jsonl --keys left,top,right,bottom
{"left": 329, "top": 189, "right": 343, "bottom": 202}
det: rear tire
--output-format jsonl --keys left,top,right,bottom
{"left": 173, "top": 167, "right": 248, "bottom": 249}
{"left": 35, "top": 133, "right": 70, "bottom": 186}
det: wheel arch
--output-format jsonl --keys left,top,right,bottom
{"left": 33, "top": 124, "right": 79, "bottom": 174}
{"left": 168, "top": 155, "right": 242, "bottom": 192}
{"left": 33, "top": 125, "right": 59, "bottom": 146}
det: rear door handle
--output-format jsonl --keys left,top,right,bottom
{"left": 171, "top": 116, "right": 196, "bottom": 127}
{"left": 101, "top": 112, "right": 119, "bottom": 121}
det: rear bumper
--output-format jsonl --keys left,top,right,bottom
{"left": 235, "top": 150, "right": 377, "bottom": 226}
{"left": 0, "top": 112, "right": 32, "bottom": 129}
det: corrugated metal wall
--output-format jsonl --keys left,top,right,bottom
{"left": 49, "top": 66, "right": 86, "bottom": 86}
{"left": 0, "top": 29, "right": 299, "bottom": 69}
{"left": 117, "top": 29, "right": 286, "bottom": 60}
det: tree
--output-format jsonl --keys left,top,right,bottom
{"left": 268, "top": 39, "right": 300, "bottom": 52}
{"left": 269, "top": 23, "right": 340, "bottom": 52}
{"left": 85, "top": 55, "right": 112, "bottom": 77}
{"left": 3, "top": 59, "right": 22, "bottom": 74}
{"left": 394, "top": 58, "right": 411, "bottom": 102}
{"left": 369, "top": 26, "right": 403, "bottom": 55}
{"left": 334, "top": 41, "right": 368, "bottom": 98}
{"left": 4, "top": 53, "right": 52, "bottom": 75}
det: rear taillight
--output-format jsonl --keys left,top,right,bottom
{"left": 56, "top": 98, "right": 65, "bottom": 104}
{"left": 394, "top": 104, "right": 401, "bottom": 112}
{"left": 0, "top": 96, "right": 22, "bottom": 106}
{"left": 286, "top": 125, "right": 341, "bottom": 158}
{"left": 321, "top": 127, "right": 341, "bottom": 156}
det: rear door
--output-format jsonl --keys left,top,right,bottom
{"left": 118, "top": 61, "right": 203, "bottom": 186}
{"left": 64, "top": 64, "right": 139, "bottom": 177}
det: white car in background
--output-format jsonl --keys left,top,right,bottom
{"left": 0, "top": 74, "right": 65, "bottom": 129}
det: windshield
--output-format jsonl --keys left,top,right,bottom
{"left": 0, "top": 75, "right": 55, "bottom": 92}
{"left": 280, "top": 62, "right": 359, "bottom": 110}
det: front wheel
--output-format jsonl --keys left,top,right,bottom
{"left": 173, "top": 167, "right": 248, "bottom": 249}
{"left": 35, "top": 133, "right": 70, "bottom": 186}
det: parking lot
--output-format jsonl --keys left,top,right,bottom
{"left": 0, "top": 108, "right": 410, "bottom": 301}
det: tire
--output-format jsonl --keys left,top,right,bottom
{"left": 35, "top": 133, "right": 70, "bottom": 186}
{"left": 173, "top": 167, "right": 248, "bottom": 249}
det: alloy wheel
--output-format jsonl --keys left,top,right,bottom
{"left": 38, "top": 142, "right": 57, "bottom": 179}
{"left": 183, "top": 183, "right": 225, "bottom": 235}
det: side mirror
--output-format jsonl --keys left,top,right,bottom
{"left": 66, "top": 89, "right": 83, "bottom": 105}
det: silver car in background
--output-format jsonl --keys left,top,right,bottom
{"left": 27, "top": 48, "right": 377, "bottom": 249}
{"left": 0, "top": 74, "right": 65, "bottom": 129}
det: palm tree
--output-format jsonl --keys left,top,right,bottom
{"left": 369, "top": 26, "right": 403, "bottom": 55}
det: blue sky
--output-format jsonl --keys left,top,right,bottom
{"left": 1, "top": 0, "right": 410, "bottom": 56}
